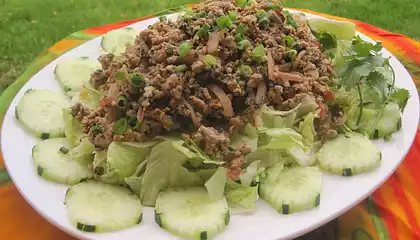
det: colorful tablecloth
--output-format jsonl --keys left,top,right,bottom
{"left": 0, "top": 6, "right": 419, "bottom": 240}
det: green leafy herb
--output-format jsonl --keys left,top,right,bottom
{"left": 390, "top": 88, "right": 410, "bottom": 112}
{"left": 317, "top": 31, "right": 337, "bottom": 50}
{"left": 281, "top": 35, "right": 294, "bottom": 48}
{"left": 284, "top": 49, "right": 297, "bottom": 61}
{"left": 203, "top": 55, "right": 217, "bottom": 67}
{"left": 165, "top": 45, "right": 174, "bottom": 57}
{"left": 284, "top": 11, "right": 298, "bottom": 29}
{"left": 229, "top": 10, "right": 238, "bottom": 21}
{"left": 251, "top": 44, "right": 266, "bottom": 62}
{"left": 236, "top": 23, "right": 248, "bottom": 35}
{"left": 113, "top": 119, "right": 128, "bottom": 135}
{"left": 196, "top": 23, "right": 211, "bottom": 38}
{"left": 266, "top": 1, "right": 281, "bottom": 10}
{"left": 216, "top": 15, "right": 233, "bottom": 29}
{"left": 178, "top": 42, "right": 191, "bottom": 57}
{"left": 114, "top": 71, "right": 127, "bottom": 81}
{"left": 183, "top": 8, "right": 195, "bottom": 20}
{"left": 237, "top": 39, "right": 251, "bottom": 50}
{"left": 195, "top": 11, "right": 207, "bottom": 18}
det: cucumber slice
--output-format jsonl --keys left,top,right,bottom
{"left": 65, "top": 180, "right": 143, "bottom": 232}
{"left": 16, "top": 89, "right": 70, "bottom": 139}
{"left": 317, "top": 133, "right": 381, "bottom": 176}
{"left": 101, "top": 27, "right": 138, "bottom": 56}
{"left": 155, "top": 187, "right": 230, "bottom": 240}
{"left": 54, "top": 57, "right": 101, "bottom": 95}
{"left": 374, "top": 103, "right": 401, "bottom": 139}
{"left": 32, "top": 138, "right": 93, "bottom": 185}
{"left": 259, "top": 166, "right": 322, "bottom": 214}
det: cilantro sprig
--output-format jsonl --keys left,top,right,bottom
{"left": 339, "top": 36, "right": 410, "bottom": 138}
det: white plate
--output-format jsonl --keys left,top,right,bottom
{"left": 1, "top": 10, "right": 419, "bottom": 240}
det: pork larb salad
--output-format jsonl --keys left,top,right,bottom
{"left": 15, "top": 0, "right": 410, "bottom": 239}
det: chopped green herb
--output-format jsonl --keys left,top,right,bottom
{"left": 284, "top": 11, "right": 299, "bottom": 29}
{"left": 183, "top": 8, "right": 195, "bottom": 20}
{"left": 114, "top": 71, "right": 127, "bottom": 81}
{"left": 235, "top": 0, "right": 247, "bottom": 8}
{"left": 196, "top": 23, "right": 211, "bottom": 38}
{"left": 266, "top": 1, "right": 281, "bottom": 10}
{"left": 235, "top": 33, "right": 245, "bottom": 43}
{"left": 228, "top": 10, "right": 238, "bottom": 21}
{"left": 237, "top": 39, "right": 251, "bottom": 50}
{"left": 216, "top": 15, "right": 233, "bottom": 29}
{"left": 159, "top": 16, "right": 167, "bottom": 22}
{"left": 236, "top": 23, "right": 248, "bottom": 35}
{"left": 130, "top": 73, "right": 145, "bottom": 87}
{"left": 179, "top": 42, "right": 191, "bottom": 57}
{"left": 63, "top": 86, "right": 72, "bottom": 92}
{"left": 196, "top": 11, "right": 207, "bottom": 18}
{"left": 251, "top": 44, "right": 266, "bottom": 62}
{"left": 59, "top": 146, "right": 69, "bottom": 155}
{"left": 390, "top": 88, "right": 410, "bottom": 112}
{"left": 165, "top": 45, "right": 174, "bottom": 57}
{"left": 281, "top": 35, "right": 295, "bottom": 48}
{"left": 117, "top": 96, "right": 128, "bottom": 109}
{"left": 113, "top": 119, "right": 128, "bottom": 135}
{"left": 317, "top": 31, "right": 337, "bottom": 50}
{"left": 127, "top": 116, "right": 140, "bottom": 129}
{"left": 175, "top": 64, "right": 188, "bottom": 72}
{"left": 284, "top": 49, "right": 297, "bottom": 61}
{"left": 256, "top": 10, "right": 270, "bottom": 29}
{"left": 90, "top": 124, "right": 102, "bottom": 136}
{"left": 239, "top": 65, "right": 253, "bottom": 77}
{"left": 203, "top": 55, "right": 217, "bottom": 67}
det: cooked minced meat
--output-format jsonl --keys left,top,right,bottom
{"left": 77, "top": 0, "right": 340, "bottom": 178}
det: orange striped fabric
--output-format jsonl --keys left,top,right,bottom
{"left": 0, "top": 7, "right": 419, "bottom": 240}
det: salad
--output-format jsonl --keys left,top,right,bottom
{"left": 15, "top": 0, "right": 410, "bottom": 239}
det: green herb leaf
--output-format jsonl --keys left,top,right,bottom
{"left": 196, "top": 23, "right": 211, "bottom": 38}
{"left": 390, "top": 88, "right": 410, "bottom": 112}
{"left": 239, "top": 65, "right": 253, "bottom": 77}
{"left": 236, "top": 23, "right": 248, "bottom": 35}
{"left": 216, "top": 15, "right": 233, "bottom": 29}
{"left": 130, "top": 73, "right": 145, "bottom": 87}
{"left": 284, "top": 11, "right": 298, "bottom": 29}
{"left": 175, "top": 64, "right": 188, "bottom": 72}
{"left": 179, "top": 41, "right": 191, "bottom": 57}
{"left": 317, "top": 31, "right": 337, "bottom": 50}
{"left": 351, "top": 35, "right": 383, "bottom": 57}
{"left": 281, "top": 35, "right": 294, "bottom": 48}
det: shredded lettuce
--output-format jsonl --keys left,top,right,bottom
{"left": 259, "top": 128, "right": 307, "bottom": 150}
{"left": 70, "top": 137, "right": 94, "bottom": 164}
{"left": 230, "top": 123, "right": 259, "bottom": 152}
{"left": 239, "top": 160, "right": 260, "bottom": 187}
{"left": 226, "top": 180, "right": 259, "bottom": 212}
{"left": 72, "top": 85, "right": 101, "bottom": 109}
{"left": 107, "top": 142, "right": 151, "bottom": 179}
{"left": 140, "top": 141, "right": 194, "bottom": 206}
{"left": 204, "top": 167, "right": 228, "bottom": 200}
{"left": 124, "top": 175, "right": 143, "bottom": 195}
{"left": 298, "top": 112, "right": 317, "bottom": 146}
{"left": 246, "top": 149, "right": 285, "bottom": 168}
{"left": 169, "top": 165, "right": 204, "bottom": 188}
{"left": 62, "top": 109, "right": 86, "bottom": 147}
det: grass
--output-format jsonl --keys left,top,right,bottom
{"left": 0, "top": 0, "right": 418, "bottom": 91}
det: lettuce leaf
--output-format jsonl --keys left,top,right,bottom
{"left": 259, "top": 128, "right": 307, "bottom": 150}
{"left": 140, "top": 141, "right": 192, "bottom": 206}
{"left": 230, "top": 123, "right": 259, "bottom": 152}
{"left": 226, "top": 180, "right": 259, "bottom": 212}
{"left": 239, "top": 160, "right": 260, "bottom": 187}
{"left": 72, "top": 85, "right": 101, "bottom": 109}
{"left": 70, "top": 137, "right": 94, "bottom": 164}
{"left": 298, "top": 112, "right": 317, "bottom": 146}
{"left": 62, "top": 109, "right": 86, "bottom": 147}
{"left": 107, "top": 142, "right": 151, "bottom": 179}
{"left": 124, "top": 175, "right": 143, "bottom": 195}
{"left": 204, "top": 167, "right": 228, "bottom": 200}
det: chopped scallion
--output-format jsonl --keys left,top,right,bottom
{"left": 165, "top": 45, "right": 174, "bottom": 57}
{"left": 251, "top": 44, "right": 266, "bottom": 62}
{"left": 127, "top": 116, "right": 140, "bottom": 129}
{"left": 281, "top": 35, "right": 295, "bottom": 48}
{"left": 196, "top": 23, "right": 211, "bottom": 38}
{"left": 239, "top": 65, "right": 253, "bottom": 77}
{"left": 195, "top": 11, "right": 207, "bottom": 18}
{"left": 59, "top": 146, "right": 69, "bottom": 155}
{"left": 236, "top": 23, "right": 248, "bottom": 35}
{"left": 235, "top": 0, "right": 247, "bottom": 8}
{"left": 179, "top": 42, "right": 191, "bottom": 57}
{"left": 228, "top": 10, "right": 238, "bottom": 21}
{"left": 203, "top": 55, "right": 217, "bottom": 67}
{"left": 175, "top": 64, "right": 188, "bottom": 72}
{"left": 237, "top": 39, "right": 251, "bottom": 50}
{"left": 113, "top": 119, "right": 128, "bottom": 135}
{"left": 130, "top": 73, "right": 145, "bottom": 87}
{"left": 117, "top": 96, "right": 128, "bottom": 109}
{"left": 216, "top": 15, "right": 233, "bottom": 29}
{"left": 285, "top": 49, "right": 297, "bottom": 61}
